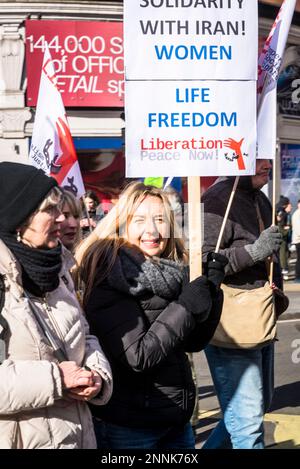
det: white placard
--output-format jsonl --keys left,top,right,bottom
{"left": 257, "top": 0, "right": 297, "bottom": 159}
{"left": 124, "top": 0, "right": 258, "bottom": 81}
{"left": 125, "top": 80, "right": 256, "bottom": 177}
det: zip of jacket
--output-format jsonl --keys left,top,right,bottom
{"left": 0, "top": 274, "right": 8, "bottom": 365}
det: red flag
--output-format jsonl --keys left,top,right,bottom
{"left": 29, "top": 44, "right": 85, "bottom": 198}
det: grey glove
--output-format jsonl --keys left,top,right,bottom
{"left": 245, "top": 226, "right": 282, "bottom": 262}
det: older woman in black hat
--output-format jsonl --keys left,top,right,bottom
{"left": 0, "top": 162, "right": 112, "bottom": 449}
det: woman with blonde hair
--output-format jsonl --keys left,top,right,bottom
{"left": 59, "top": 189, "right": 82, "bottom": 252}
{"left": 75, "top": 181, "right": 227, "bottom": 449}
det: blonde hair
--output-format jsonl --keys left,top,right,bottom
{"left": 38, "top": 186, "right": 63, "bottom": 212}
{"left": 20, "top": 186, "right": 63, "bottom": 230}
{"left": 75, "top": 182, "right": 187, "bottom": 306}
{"left": 62, "top": 190, "right": 82, "bottom": 219}
{"left": 61, "top": 189, "right": 82, "bottom": 251}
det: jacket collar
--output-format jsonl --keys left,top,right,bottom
{"left": 214, "top": 176, "right": 257, "bottom": 193}
{"left": 0, "top": 239, "right": 74, "bottom": 285}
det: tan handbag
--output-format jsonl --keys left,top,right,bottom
{"left": 210, "top": 282, "right": 276, "bottom": 349}
{"left": 210, "top": 200, "right": 278, "bottom": 349}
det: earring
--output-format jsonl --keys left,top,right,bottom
{"left": 16, "top": 231, "right": 21, "bottom": 242}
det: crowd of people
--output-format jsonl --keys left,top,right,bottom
{"left": 0, "top": 160, "right": 292, "bottom": 449}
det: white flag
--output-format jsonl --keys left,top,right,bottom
{"left": 29, "top": 44, "right": 85, "bottom": 198}
{"left": 257, "top": 0, "right": 296, "bottom": 159}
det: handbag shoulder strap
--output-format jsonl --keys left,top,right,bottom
{"left": 0, "top": 274, "right": 8, "bottom": 340}
{"left": 254, "top": 198, "right": 271, "bottom": 282}
{"left": 23, "top": 291, "right": 67, "bottom": 363}
{"left": 254, "top": 198, "right": 265, "bottom": 233}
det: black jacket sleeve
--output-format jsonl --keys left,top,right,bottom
{"left": 86, "top": 283, "right": 198, "bottom": 373}
{"left": 183, "top": 289, "right": 223, "bottom": 352}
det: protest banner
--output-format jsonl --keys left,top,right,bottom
{"left": 29, "top": 44, "right": 85, "bottom": 198}
{"left": 124, "top": 0, "right": 257, "bottom": 80}
{"left": 124, "top": 0, "right": 258, "bottom": 279}
{"left": 257, "top": 0, "right": 297, "bottom": 159}
{"left": 125, "top": 80, "right": 256, "bottom": 177}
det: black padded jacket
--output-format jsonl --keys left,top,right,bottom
{"left": 86, "top": 279, "right": 222, "bottom": 429}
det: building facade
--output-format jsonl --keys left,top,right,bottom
{"left": 0, "top": 0, "right": 124, "bottom": 206}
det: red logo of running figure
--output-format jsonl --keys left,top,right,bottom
{"left": 223, "top": 138, "right": 246, "bottom": 170}
{"left": 50, "top": 117, "right": 78, "bottom": 183}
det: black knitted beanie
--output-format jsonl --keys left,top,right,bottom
{"left": 0, "top": 162, "right": 57, "bottom": 233}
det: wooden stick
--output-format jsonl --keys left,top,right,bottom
{"left": 188, "top": 176, "right": 202, "bottom": 280}
{"left": 82, "top": 198, "right": 93, "bottom": 234}
{"left": 215, "top": 176, "right": 240, "bottom": 254}
{"left": 271, "top": 158, "right": 277, "bottom": 227}
{"left": 269, "top": 159, "right": 276, "bottom": 284}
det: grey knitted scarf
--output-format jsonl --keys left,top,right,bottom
{"left": 107, "top": 246, "right": 188, "bottom": 300}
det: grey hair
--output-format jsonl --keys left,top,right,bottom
{"left": 38, "top": 186, "right": 63, "bottom": 212}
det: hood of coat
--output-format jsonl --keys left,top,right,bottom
{"left": 0, "top": 239, "right": 22, "bottom": 284}
{"left": 213, "top": 176, "right": 255, "bottom": 192}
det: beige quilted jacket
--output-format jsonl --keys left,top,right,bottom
{"left": 0, "top": 240, "right": 112, "bottom": 449}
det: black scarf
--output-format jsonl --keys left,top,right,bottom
{"left": 107, "top": 246, "right": 188, "bottom": 300}
{"left": 0, "top": 232, "right": 62, "bottom": 297}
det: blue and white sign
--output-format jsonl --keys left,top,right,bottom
{"left": 124, "top": 0, "right": 258, "bottom": 81}
{"left": 125, "top": 80, "right": 256, "bottom": 177}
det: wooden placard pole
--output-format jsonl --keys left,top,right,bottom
{"left": 215, "top": 176, "right": 240, "bottom": 254}
{"left": 269, "top": 158, "right": 277, "bottom": 284}
{"left": 188, "top": 176, "right": 202, "bottom": 281}
{"left": 81, "top": 197, "right": 93, "bottom": 234}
